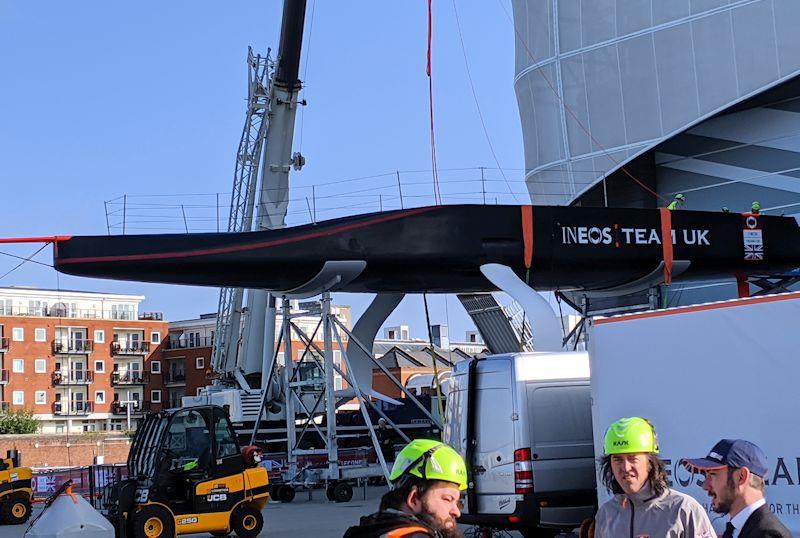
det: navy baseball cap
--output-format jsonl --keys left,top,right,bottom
{"left": 682, "top": 439, "right": 768, "bottom": 479}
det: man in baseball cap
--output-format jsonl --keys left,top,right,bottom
{"left": 682, "top": 439, "right": 790, "bottom": 537}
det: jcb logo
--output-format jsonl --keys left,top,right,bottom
{"left": 613, "top": 441, "right": 629, "bottom": 447}
{"left": 178, "top": 517, "right": 199, "bottom": 525}
{"left": 134, "top": 488, "right": 149, "bottom": 503}
{"left": 206, "top": 493, "right": 228, "bottom": 502}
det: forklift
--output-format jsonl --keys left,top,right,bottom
{"left": 100, "top": 405, "right": 269, "bottom": 537}
{"left": 0, "top": 449, "right": 32, "bottom": 525}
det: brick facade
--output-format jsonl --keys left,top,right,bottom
{"left": 0, "top": 433, "right": 131, "bottom": 468}
{"left": 0, "top": 314, "right": 169, "bottom": 432}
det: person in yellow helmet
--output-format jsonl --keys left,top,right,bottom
{"left": 594, "top": 417, "right": 714, "bottom": 538}
{"left": 343, "top": 439, "right": 467, "bottom": 538}
{"left": 667, "top": 193, "right": 686, "bottom": 210}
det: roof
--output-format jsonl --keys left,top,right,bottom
{"left": 373, "top": 339, "right": 485, "bottom": 358}
{"left": 376, "top": 345, "right": 465, "bottom": 369}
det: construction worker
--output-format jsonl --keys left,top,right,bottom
{"left": 594, "top": 417, "right": 714, "bottom": 538}
{"left": 667, "top": 193, "right": 686, "bottom": 210}
{"left": 751, "top": 201, "right": 761, "bottom": 214}
{"left": 343, "top": 439, "right": 467, "bottom": 538}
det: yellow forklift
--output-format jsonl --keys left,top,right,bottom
{"left": 0, "top": 449, "right": 32, "bottom": 525}
{"left": 99, "top": 405, "right": 269, "bottom": 537}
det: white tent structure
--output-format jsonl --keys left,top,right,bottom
{"left": 25, "top": 493, "right": 114, "bottom": 538}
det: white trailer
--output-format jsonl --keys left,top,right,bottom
{"left": 588, "top": 291, "right": 800, "bottom": 536}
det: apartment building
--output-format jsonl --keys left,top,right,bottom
{"left": 0, "top": 287, "right": 168, "bottom": 433}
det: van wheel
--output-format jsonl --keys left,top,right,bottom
{"left": 1, "top": 495, "right": 31, "bottom": 524}
{"left": 132, "top": 505, "right": 174, "bottom": 538}
{"left": 231, "top": 503, "right": 263, "bottom": 538}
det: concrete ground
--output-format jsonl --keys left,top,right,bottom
{"left": 13, "top": 486, "right": 573, "bottom": 537}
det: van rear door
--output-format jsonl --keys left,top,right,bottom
{"left": 527, "top": 383, "right": 595, "bottom": 514}
{"left": 471, "top": 359, "right": 516, "bottom": 514}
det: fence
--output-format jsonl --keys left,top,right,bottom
{"left": 31, "top": 464, "right": 127, "bottom": 503}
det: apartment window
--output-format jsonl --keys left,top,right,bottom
{"left": 151, "top": 390, "right": 162, "bottom": 403}
{"left": 12, "top": 391, "right": 23, "bottom": 405}
{"left": 388, "top": 330, "right": 395, "bottom": 339}
{"left": 34, "top": 359, "right": 47, "bottom": 373}
{"left": 94, "top": 330, "right": 105, "bottom": 344}
{"left": 151, "top": 361, "right": 161, "bottom": 374}
{"left": 197, "top": 387, "right": 204, "bottom": 396}
{"left": 35, "top": 391, "right": 46, "bottom": 405}
{"left": 35, "top": 328, "right": 46, "bottom": 342}
{"left": 151, "top": 331, "right": 161, "bottom": 344}
{"left": 0, "top": 299, "right": 12, "bottom": 315}
{"left": 55, "top": 424, "right": 65, "bottom": 433}
{"left": 94, "top": 360, "right": 105, "bottom": 373}
{"left": 12, "top": 359, "right": 24, "bottom": 373}
{"left": 28, "top": 300, "right": 48, "bottom": 316}
{"left": 196, "top": 357, "right": 205, "bottom": 369}
{"left": 111, "top": 304, "right": 135, "bottom": 320}
{"left": 12, "top": 328, "right": 23, "bottom": 342}
{"left": 83, "top": 421, "right": 96, "bottom": 432}
{"left": 95, "top": 391, "right": 105, "bottom": 404}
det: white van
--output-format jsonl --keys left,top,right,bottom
{"left": 444, "top": 352, "right": 596, "bottom": 536}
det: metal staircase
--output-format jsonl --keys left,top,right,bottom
{"left": 456, "top": 293, "right": 533, "bottom": 354}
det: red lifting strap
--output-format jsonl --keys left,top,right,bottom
{"left": 521, "top": 206, "right": 533, "bottom": 270}
{"left": 659, "top": 207, "right": 674, "bottom": 285}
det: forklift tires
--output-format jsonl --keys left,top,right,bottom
{"left": 231, "top": 503, "right": 263, "bottom": 538}
{"left": 0, "top": 494, "right": 31, "bottom": 524}
{"left": 132, "top": 505, "right": 174, "bottom": 538}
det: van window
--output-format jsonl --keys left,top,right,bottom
{"left": 529, "top": 385, "right": 592, "bottom": 458}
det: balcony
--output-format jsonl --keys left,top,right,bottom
{"left": 52, "top": 401, "right": 92, "bottom": 415}
{"left": 52, "top": 369, "right": 93, "bottom": 385}
{"left": 111, "top": 371, "right": 149, "bottom": 385}
{"left": 111, "top": 400, "right": 150, "bottom": 415}
{"left": 164, "top": 372, "right": 186, "bottom": 387}
{"left": 111, "top": 341, "right": 150, "bottom": 355}
{"left": 0, "top": 337, "right": 8, "bottom": 352}
{"left": 0, "top": 369, "right": 8, "bottom": 385}
{"left": 52, "top": 339, "right": 93, "bottom": 354}
{"left": 165, "top": 336, "right": 213, "bottom": 350}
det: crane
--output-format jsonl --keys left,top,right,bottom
{"left": 211, "top": 0, "right": 307, "bottom": 387}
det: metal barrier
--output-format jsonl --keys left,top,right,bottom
{"left": 31, "top": 465, "right": 127, "bottom": 505}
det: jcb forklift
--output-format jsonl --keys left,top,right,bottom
{"left": 0, "top": 449, "right": 32, "bottom": 525}
{"left": 100, "top": 405, "right": 269, "bottom": 537}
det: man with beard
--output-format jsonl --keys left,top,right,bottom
{"left": 343, "top": 439, "right": 466, "bottom": 538}
{"left": 682, "top": 439, "right": 791, "bottom": 537}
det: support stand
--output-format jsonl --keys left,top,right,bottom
{"left": 246, "top": 263, "right": 437, "bottom": 501}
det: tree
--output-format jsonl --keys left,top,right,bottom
{"left": 0, "top": 408, "right": 40, "bottom": 434}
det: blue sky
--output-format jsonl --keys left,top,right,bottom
{"left": 0, "top": 1, "right": 526, "bottom": 340}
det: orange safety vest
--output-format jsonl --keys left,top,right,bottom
{"left": 383, "top": 526, "right": 434, "bottom": 538}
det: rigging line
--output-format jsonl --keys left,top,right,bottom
{"left": 0, "top": 250, "right": 53, "bottom": 268}
{"left": 451, "top": 0, "right": 520, "bottom": 203}
{"left": 495, "top": 0, "right": 668, "bottom": 204}
{"left": 427, "top": 0, "right": 443, "bottom": 205}
{"left": 298, "top": 0, "right": 316, "bottom": 153}
{"left": 0, "top": 243, "right": 50, "bottom": 282}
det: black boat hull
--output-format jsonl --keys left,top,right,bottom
{"left": 53, "top": 205, "right": 800, "bottom": 293}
